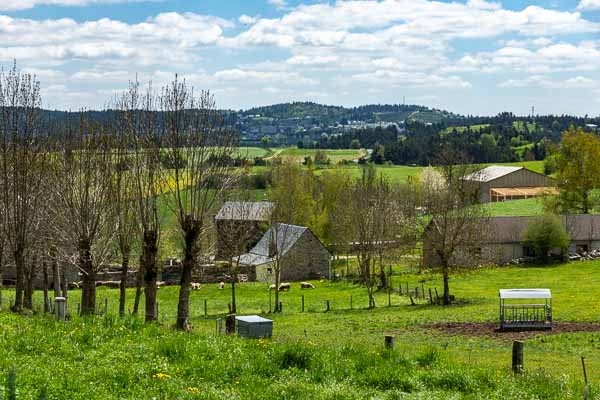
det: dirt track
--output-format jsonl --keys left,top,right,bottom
{"left": 423, "top": 322, "right": 600, "bottom": 341}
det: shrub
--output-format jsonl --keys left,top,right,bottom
{"left": 522, "top": 214, "right": 569, "bottom": 263}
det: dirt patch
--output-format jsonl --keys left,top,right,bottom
{"left": 423, "top": 322, "right": 600, "bottom": 341}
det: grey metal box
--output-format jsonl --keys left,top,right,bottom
{"left": 236, "top": 315, "right": 273, "bottom": 338}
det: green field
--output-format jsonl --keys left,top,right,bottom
{"left": 275, "top": 147, "right": 367, "bottom": 163}
{"left": 2, "top": 261, "right": 600, "bottom": 398}
{"left": 486, "top": 198, "right": 545, "bottom": 216}
{"left": 234, "top": 147, "right": 272, "bottom": 159}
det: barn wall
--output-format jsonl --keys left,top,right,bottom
{"left": 491, "top": 169, "right": 548, "bottom": 188}
{"left": 280, "top": 231, "right": 330, "bottom": 281}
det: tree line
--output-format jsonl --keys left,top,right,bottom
{"left": 0, "top": 66, "right": 238, "bottom": 330}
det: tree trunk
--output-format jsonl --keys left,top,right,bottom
{"left": 133, "top": 265, "right": 142, "bottom": 316}
{"left": 52, "top": 259, "right": 60, "bottom": 298}
{"left": 378, "top": 255, "right": 387, "bottom": 290}
{"left": 176, "top": 224, "right": 199, "bottom": 330}
{"left": 142, "top": 230, "right": 159, "bottom": 322}
{"left": 61, "top": 268, "right": 69, "bottom": 317}
{"left": 23, "top": 255, "right": 35, "bottom": 310}
{"left": 274, "top": 263, "right": 281, "bottom": 313}
{"left": 79, "top": 239, "right": 96, "bottom": 315}
{"left": 119, "top": 252, "right": 129, "bottom": 317}
{"left": 442, "top": 265, "right": 451, "bottom": 305}
{"left": 43, "top": 262, "right": 50, "bottom": 313}
{"left": 231, "top": 281, "right": 237, "bottom": 314}
{"left": 12, "top": 248, "right": 25, "bottom": 311}
{"left": 0, "top": 244, "right": 4, "bottom": 310}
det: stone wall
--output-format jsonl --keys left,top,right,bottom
{"left": 255, "top": 230, "right": 331, "bottom": 282}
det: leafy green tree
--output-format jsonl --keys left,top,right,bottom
{"left": 350, "top": 139, "right": 361, "bottom": 149}
{"left": 522, "top": 215, "right": 569, "bottom": 263}
{"left": 553, "top": 127, "right": 600, "bottom": 214}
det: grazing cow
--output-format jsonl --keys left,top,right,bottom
{"left": 156, "top": 281, "right": 166, "bottom": 289}
{"left": 219, "top": 281, "right": 225, "bottom": 290}
{"left": 300, "top": 282, "right": 315, "bottom": 289}
{"left": 191, "top": 282, "right": 201, "bottom": 290}
{"left": 278, "top": 283, "right": 291, "bottom": 292}
{"left": 68, "top": 282, "right": 81, "bottom": 290}
{"left": 269, "top": 284, "right": 276, "bottom": 291}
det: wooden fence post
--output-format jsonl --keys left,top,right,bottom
{"left": 325, "top": 300, "right": 330, "bottom": 312}
{"left": 350, "top": 295, "right": 353, "bottom": 310}
{"left": 301, "top": 295, "right": 305, "bottom": 312}
{"left": 225, "top": 314, "right": 236, "bottom": 335}
{"left": 512, "top": 341, "right": 524, "bottom": 373}
{"left": 384, "top": 335, "right": 395, "bottom": 350}
{"left": 388, "top": 288, "right": 391, "bottom": 307}
{"left": 421, "top": 284, "right": 425, "bottom": 300}
{"left": 204, "top": 299, "right": 207, "bottom": 316}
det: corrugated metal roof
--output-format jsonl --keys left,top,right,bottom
{"left": 465, "top": 166, "right": 523, "bottom": 183}
{"left": 473, "top": 215, "right": 600, "bottom": 243}
{"left": 215, "top": 201, "right": 274, "bottom": 221}
{"left": 237, "top": 223, "right": 309, "bottom": 266}
{"left": 499, "top": 289, "right": 551, "bottom": 299}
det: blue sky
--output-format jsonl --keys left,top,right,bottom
{"left": 1, "top": 0, "right": 600, "bottom": 116}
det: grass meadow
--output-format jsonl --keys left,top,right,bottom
{"left": 1, "top": 261, "right": 600, "bottom": 398}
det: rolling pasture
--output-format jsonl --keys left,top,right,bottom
{"left": 2, "top": 261, "right": 600, "bottom": 398}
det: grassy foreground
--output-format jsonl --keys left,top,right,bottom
{"left": 2, "top": 261, "right": 600, "bottom": 398}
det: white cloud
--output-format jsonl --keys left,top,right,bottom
{"left": 0, "top": 0, "right": 150, "bottom": 11}
{"left": 214, "top": 68, "right": 318, "bottom": 86}
{"left": 578, "top": 0, "right": 600, "bottom": 11}
{"left": 238, "top": 15, "right": 258, "bottom": 25}
{"left": 267, "top": 0, "right": 287, "bottom": 9}
{"left": 499, "top": 75, "right": 600, "bottom": 89}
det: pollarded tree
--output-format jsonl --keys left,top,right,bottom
{"left": 0, "top": 64, "right": 48, "bottom": 311}
{"left": 111, "top": 124, "right": 139, "bottom": 317}
{"left": 116, "top": 80, "right": 163, "bottom": 322}
{"left": 49, "top": 113, "right": 116, "bottom": 315}
{"left": 161, "top": 77, "right": 239, "bottom": 330}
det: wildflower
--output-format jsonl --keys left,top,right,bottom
{"left": 152, "top": 373, "right": 171, "bottom": 380}
{"left": 187, "top": 387, "right": 201, "bottom": 393}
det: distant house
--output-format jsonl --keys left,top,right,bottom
{"left": 214, "top": 201, "right": 274, "bottom": 260}
{"left": 237, "top": 223, "right": 331, "bottom": 282}
{"left": 423, "top": 214, "right": 600, "bottom": 267}
{"left": 464, "top": 165, "right": 554, "bottom": 203}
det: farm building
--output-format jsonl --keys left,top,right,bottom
{"left": 237, "top": 223, "right": 331, "bottom": 282}
{"left": 214, "top": 201, "right": 274, "bottom": 260}
{"left": 423, "top": 214, "right": 600, "bottom": 267}
{"left": 464, "top": 165, "right": 554, "bottom": 203}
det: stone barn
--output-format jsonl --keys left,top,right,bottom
{"left": 214, "top": 201, "right": 274, "bottom": 260}
{"left": 237, "top": 223, "right": 331, "bottom": 282}
{"left": 464, "top": 166, "right": 554, "bottom": 203}
{"left": 423, "top": 214, "right": 600, "bottom": 267}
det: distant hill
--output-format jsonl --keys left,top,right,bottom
{"left": 239, "top": 102, "right": 460, "bottom": 124}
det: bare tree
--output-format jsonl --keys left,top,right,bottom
{"left": 334, "top": 165, "right": 416, "bottom": 308}
{"left": 111, "top": 121, "right": 139, "bottom": 316}
{"left": 49, "top": 113, "right": 116, "bottom": 315}
{"left": 116, "top": 81, "right": 163, "bottom": 322}
{"left": 420, "top": 150, "right": 489, "bottom": 305}
{"left": 217, "top": 194, "right": 270, "bottom": 313}
{"left": 0, "top": 64, "right": 46, "bottom": 311}
{"left": 161, "top": 77, "right": 238, "bottom": 330}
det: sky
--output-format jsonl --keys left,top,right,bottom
{"left": 1, "top": 0, "right": 600, "bottom": 116}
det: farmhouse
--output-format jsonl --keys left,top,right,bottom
{"left": 237, "top": 223, "right": 331, "bottom": 282}
{"left": 465, "top": 165, "right": 554, "bottom": 203}
{"left": 423, "top": 214, "right": 600, "bottom": 267}
{"left": 214, "top": 201, "right": 274, "bottom": 260}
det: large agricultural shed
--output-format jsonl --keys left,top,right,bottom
{"left": 465, "top": 165, "right": 554, "bottom": 203}
{"left": 423, "top": 214, "right": 600, "bottom": 267}
{"left": 237, "top": 223, "right": 332, "bottom": 282}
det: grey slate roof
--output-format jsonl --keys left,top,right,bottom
{"left": 465, "top": 166, "right": 523, "bottom": 183}
{"left": 215, "top": 201, "right": 274, "bottom": 221}
{"left": 237, "top": 223, "right": 309, "bottom": 266}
